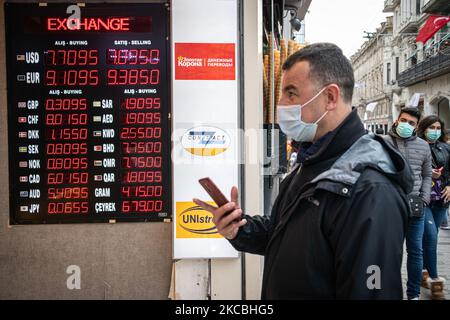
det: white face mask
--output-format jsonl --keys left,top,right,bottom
{"left": 277, "top": 87, "right": 328, "bottom": 142}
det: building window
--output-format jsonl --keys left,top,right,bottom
{"left": 416, "top": 0, "right": 421, "bottom": 14}
{"left": 395, "top": 57, "right": 400, "bottom": 79}
{"left": 387, "top": 62, "right": 391, "bottom": 85}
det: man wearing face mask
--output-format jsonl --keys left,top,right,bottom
{"left": 384, "top": 108, "right": 432, "bottom": 300}
{"left": 194, "top": 43, "right": 414, "bottom": 299}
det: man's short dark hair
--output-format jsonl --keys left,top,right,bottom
{"left": 282, "top": 43, "right": 355, "bottom": 103}
{"left": 399, "top": 107, "right": 421, "bottom": 122}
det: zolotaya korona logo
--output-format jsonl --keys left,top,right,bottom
{"left": 177, "top": 56, "right": 203, "bottom": 67}
{"left": 181, "top": 126, "right": 230, "bottom": 156}
{"left": 176, "top": 203, "right": 221, "bottom": 238}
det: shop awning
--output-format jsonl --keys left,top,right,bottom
{"left": 366, "top": 102, "right": 378, "bottom": 113}
{"left": 408, "top": 93, "right": 424, "bottom": 107}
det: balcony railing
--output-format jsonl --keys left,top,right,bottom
{"left": 398, "top": 47, "right": 450, "bottom": 87}
{"left": 397, "top": 15, "right": 419, "bottom": 34}
{"left": 383, "top": 0, "right": 400, "bottom": 12}
{"left": 422, "top": 0, "right": 450, "bottom": 15}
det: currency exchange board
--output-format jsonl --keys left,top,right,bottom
{"left": 5, "top": 3, "right": 171, "bottom": 224}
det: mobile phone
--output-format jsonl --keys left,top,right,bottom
{"left": 198, "top": 177, "right": 229, "bottom": 207}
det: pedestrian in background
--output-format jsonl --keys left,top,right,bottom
{"left": 417, "top": 115, "right": 450, "bottom": 299}
{"left": 444, "top": 128, "right": 450, "bottom": 231}
{"left": 375, "top": 128, "right": 384, "bottom": 135}
{"left": 383, "top": 107, "right": 432, "bottom": 300}
{"left": 439, "top": 128, "right": 450, "bottom": 231}
{"left": 440, "top": 210, "right": 450, "bottom": 230}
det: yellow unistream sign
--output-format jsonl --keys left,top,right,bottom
{"left": 176, "top": 202, "right": 222, "bottom": 238}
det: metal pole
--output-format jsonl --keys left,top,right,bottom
{"left": 238, "top": 0, "right": 246, "bottom": 300}
{"left": 270, "top": 0, "right": 276, "bottom": 179}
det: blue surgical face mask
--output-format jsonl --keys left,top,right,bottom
{"left": 277, "top": 87, "right": 328, "bottom": 142}
{"left": 396, "top": 122, "right": 415, "bottom": 138}
{"left": 426, "top": 129, "right": 441, "bottom": 142}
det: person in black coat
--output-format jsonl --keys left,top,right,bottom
{"left": 194, "top": 43, "right": 413, "bottom": 299}
{"left": 417, "top": 115, "right": 450, "bottom": 299}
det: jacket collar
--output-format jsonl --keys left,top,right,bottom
{"left": 430, "top": 140, "right": 445, "bottom": 148}
{"left": 311, "top": 133, "right": 414, "bottom": 195}
{"left": 304, "top": 108, "right": 366, "bottom": 166}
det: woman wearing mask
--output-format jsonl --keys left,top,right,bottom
{"left": 417, "top": 115, "right": 450, "bottom": 300}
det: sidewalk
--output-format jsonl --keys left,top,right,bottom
{"left": 402, "top": 227, "right": 450, "bottom": 300}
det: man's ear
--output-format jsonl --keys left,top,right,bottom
{"left": 325, "top": 84, "right": 340, "bottom": 110}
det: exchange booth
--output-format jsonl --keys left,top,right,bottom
{"left": 0, "top": 0, "right": 266, "bottom": 300}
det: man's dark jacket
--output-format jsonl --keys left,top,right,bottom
{"left": 230, "top": 109, "right": 414, "bottom": 299}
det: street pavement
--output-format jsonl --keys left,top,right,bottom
{"left": 402, "top": 226, "right": 450, "bottom": 300}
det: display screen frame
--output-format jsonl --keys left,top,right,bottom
{"left": 5, "top": 2, "right": 172, "bottom": 224}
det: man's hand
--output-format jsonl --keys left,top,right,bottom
{"left": 193, "top": 186, "right": 247, "bottom": 240}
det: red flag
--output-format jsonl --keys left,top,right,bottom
{"left": 416, "top": 15, "right": 450, "bottom": 44}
